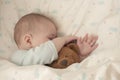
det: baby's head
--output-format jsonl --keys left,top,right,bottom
{"left": 14, "top": 13, "right": 57, "bottom": 50}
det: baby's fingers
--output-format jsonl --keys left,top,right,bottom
{"left": 77, "top": 37, "right": 82, "bottom": 45}
{"left": 91, "top": 44, "right": 99, "bottom": 51}
{"left": 82, "top": 33, "right": 88, "bottom": 42}
{"left": 90, "top": 36, "right": 98, "bottom": 46}
{"left": 87, "top": 34, "right": 96, "bottom": 44}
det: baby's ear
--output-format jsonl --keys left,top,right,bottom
{"left": 23, "top": 34, "right": 33, "bottom": 48}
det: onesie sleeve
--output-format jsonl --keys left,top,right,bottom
{"left": 10, "top": 41, "right": 58, "bottom": 66}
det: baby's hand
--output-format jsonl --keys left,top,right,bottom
{"left": 77, "top": 34, "right": 98, "bottom": 57}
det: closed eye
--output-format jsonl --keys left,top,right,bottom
{"left": 48, "top": 35, "right": 57, "bottom": 40}
{"left": 48, "top": 37, "right": 54, "bottom": 40}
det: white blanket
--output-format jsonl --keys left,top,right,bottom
{"left": 0, "top": 0, "right": 120, "bottom": 80}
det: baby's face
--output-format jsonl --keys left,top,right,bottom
{"left": 31, "top": 20, "right": 57, "bottom": 47}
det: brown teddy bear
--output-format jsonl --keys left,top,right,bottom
{"left": 47, "top": 41, "right": 84, "bottom": 69}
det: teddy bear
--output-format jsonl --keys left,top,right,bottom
{"left": 47, "top": 40, "right": 83, "bottom": 69}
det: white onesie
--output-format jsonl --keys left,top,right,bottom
{"left": 11, "top": 41, "right": 58, "bottom": 66}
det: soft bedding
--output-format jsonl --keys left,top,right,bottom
{"left": 0, "top": 0, "right": 120, "bottom": 80}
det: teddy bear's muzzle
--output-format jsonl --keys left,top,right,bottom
{"left": 60, "top": 59, "right": 68, "bottom": 66}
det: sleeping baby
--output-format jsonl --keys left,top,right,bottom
{"left": 10, "top": 13, "right": 98, "bottom": 66}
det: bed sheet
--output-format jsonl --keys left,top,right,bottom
{"left": 0, "top": 0, "right": 120, "bottom": 80}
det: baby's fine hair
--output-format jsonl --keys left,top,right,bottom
{"left": 14, "top": 13, "right": 53, "bottom": 45}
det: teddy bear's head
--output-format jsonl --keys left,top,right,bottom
{"left": 48, "top": 42, "right": 81, "bottom": 68}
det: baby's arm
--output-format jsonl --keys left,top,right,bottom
{"left": 11, "top": 36, "right": 77, "bottom": 66}
{"left": 11, "top": 41, "right": 58, "bottom": 66}
{"left": 52, "top": 36, "right": 77, "bottom": 53}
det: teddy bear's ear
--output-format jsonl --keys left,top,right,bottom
{"left": 66, "top": 43, "right": 80, "bottom": 54}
